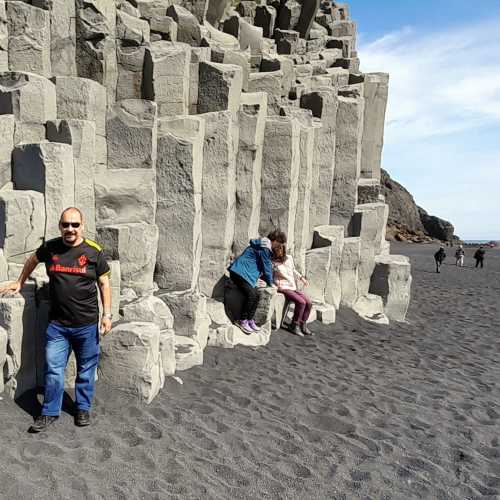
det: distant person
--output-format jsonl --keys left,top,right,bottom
{"left": 228, "top": 236, "right": 278, "bottom": 334}
{"left": 434, "top": 246, "right": 446, "bottom": 273}
{"left": 272, "top": 243, "right": 313, "bottom": 337}
{"left": 455, "top": 245, "right": 465, "bottom": 267}
{"left": 474, "top": 246, "right": 486, "bottom": 268}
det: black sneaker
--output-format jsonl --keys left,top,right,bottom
{"left": 290, "top": 323, "right": 304, "bottom": 337}
{"left": 301, "top": 324, "right": 313, "bottom": 336}
{"left": 29, "top": 415, "right": 58, "bottom": 433}
{"left": 75, "top": 410, "right": 90, "bottom": 427}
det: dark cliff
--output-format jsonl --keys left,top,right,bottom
{"left": 380, "top": 169, "right": 456, "bottom": 242}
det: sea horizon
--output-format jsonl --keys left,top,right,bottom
{"left": 462, "top": 239, "right": 499, "bottom": 244}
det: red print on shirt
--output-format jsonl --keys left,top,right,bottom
{"left": 78, "top": 255, "right": 88, "bottom": 267}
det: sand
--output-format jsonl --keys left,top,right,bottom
{"left": 1, "top": 243, "right": 500, "bottom": 500}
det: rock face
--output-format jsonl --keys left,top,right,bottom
{"left": 0, "top": 0, "right": 412, "bottom": 403}
{"left": 377, "top": 169, "right": 456, "bottom": 243}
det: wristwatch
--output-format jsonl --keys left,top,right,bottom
{"left": 103, "top": 313, "right": 113, "bottom": 320}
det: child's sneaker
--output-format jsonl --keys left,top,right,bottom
{"left": 236, "top": 320, "right": 253, "bottom": 335}
{"left": 248, "top": 320, "right": 261, "bottom": 332}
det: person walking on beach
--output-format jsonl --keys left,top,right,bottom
{"left": 0, "top": 208, "right": 112, "bottom": 433}
{"left": 474, "top": 246, "right": 486, "bottom": 268}
{"left": 228, "top": 236, "right": 278, "bottom": 334}
{"left": 434, "top": 246, "right": 446, "bottom": 273}
{"left": 455, "top": 245, "right": 465, "bottom": 267}
{"left": 272, "top": 243, "right": 313, "bottom": 336}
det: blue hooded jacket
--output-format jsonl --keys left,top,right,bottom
{"left": 229, "top": 238, "right": 274, "bottom": 287}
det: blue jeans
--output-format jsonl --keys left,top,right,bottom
{"left": 42, "top": 322, "right": 100, "bottom": 416}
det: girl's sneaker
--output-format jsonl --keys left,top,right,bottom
{"left": 236, "top": 320, "right": 253, "bottom": 335}
{"left": 248, "top": 320, "right": 261, "bottom": 332}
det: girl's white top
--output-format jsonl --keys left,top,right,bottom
{"left": 272, "top": 255, "right": 302, "bottom": 291}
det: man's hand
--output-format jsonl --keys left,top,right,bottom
{"left": 100, "top": 317, "right": 112, "bottom": 337}
{"left": 301, "top": 276, "right": 310, "bottom": 288}
{"left": 0, "top": 281, "right": 22, "bottom": 296}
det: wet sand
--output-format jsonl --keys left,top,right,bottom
{"left": 1, "top": 243, "right": 500, "bottom": 499}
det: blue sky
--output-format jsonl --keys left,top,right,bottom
{"left": 351, "top": 0, "right": 500, "bottom": 240}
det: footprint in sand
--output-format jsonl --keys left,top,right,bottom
{"left": 141, "top": 421, "right": 163, "bottom": 440}
{"left": 307, "top": 414, "right": 356, "bottom": 435}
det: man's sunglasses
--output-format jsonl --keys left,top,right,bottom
{"left": 60, "top": 222, "right": 81, "bottom": 228}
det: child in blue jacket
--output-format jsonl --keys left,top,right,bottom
{"left": 229, "top": 237, "right": 275, "bottom": 334}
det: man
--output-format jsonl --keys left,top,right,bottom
{"left": 474, "top": 246, "right": 486, "bottom": 268}
{"left": 0, "top": 208, "right": 112, "bottom": 432}
{"left": 434, "top": 245, "right": 446, "bottom": 273}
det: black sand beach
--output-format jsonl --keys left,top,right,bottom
{"left": 1, "top": 243, "right": 499, "bottom": 500}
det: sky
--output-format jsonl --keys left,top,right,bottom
{"left": 350, "top": 0, "right": 500, "bottom": 240}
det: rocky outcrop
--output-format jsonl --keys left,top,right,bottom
{"left": 0, "top": 0, "right": 413, "bottom": 403}
{"left": 375, "top": 169, "right": 456, "bottom": 243}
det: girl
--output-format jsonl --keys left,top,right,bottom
{"left": 272, "top": 244, "right": 313, "bottom": 336}
{"left": 228, "top": 237, "right": 275, "bottom": 334}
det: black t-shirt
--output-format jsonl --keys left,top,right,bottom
{"left": 36, "top": 238, "right": 110, "bottom": 327}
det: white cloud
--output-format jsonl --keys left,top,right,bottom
{"left": 358, "top": 19, "right": 500, "bottom": 144}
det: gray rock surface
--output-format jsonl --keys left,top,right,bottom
{"left": 12, "top": 142, "right": 75, "bottom": 238}
{"left": 100, "top": 321, "right": 164, "bottom": 403}
{"left": 0, "top": 0, "right": 414, "bottom": 402}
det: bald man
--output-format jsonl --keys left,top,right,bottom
{"left": 0, "top": 208, "right": 112, "bottom": 432}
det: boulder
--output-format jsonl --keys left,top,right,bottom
{"left": 0, "top": 71, "right": 56, "bottom": 124}
{"left": 0, "top": 114, "right": 14, "bottom": 188}
{"left": 300, "top": 89, "right": 338, "bottom": 232}
{"left": 254, "top": 5, "right": 276, "bottom": 38}
{"left": 340, "top": 236, "right": 360, "bottom": 307}
{"left": 314, "top": 303, "right": 335, "bottom": 324}
{"left": 198, "top": 61, "right": 242, "bottom": 115}
{"left": 233, "top": 92, "right": 267, "bottom": 255}
{"left": 248, "top": 70, "right": 283, "bottom": 115}
{"left": 330, "top": 94, "right": 364, "bottom": 230}
{"left": 174, "top": 336, "right": 203, "bottom": 371}
{"left": 259, "top": 116, "right": 300, "bottom": 254}
{"left": 188, "top": 46, "right": 211, "bottom": 114}
{"left": 97, "top": 222, "right": 159, "bottom": 296}
{"left": 0, "top": 190, "right": 45, "bottom": 263}
{"left": 312, "top": 225, "right": 344, "bottom": 309}
{"left": 45, "top": 119, "right": 97, "bottom": 238}
{"left": 353, "top": 294, "right": 389, "bottom": 325}
{"left": 158, "top": 290, "right": 209, "bottom": 349}
{"left": 121, "top": 295, "right": 174, "bottom": 331}
{"left": 94, "top": 165, "right": 157, "bottom": 225}
{"left": 33, "top": 0, "right": 77, "bottom": 77}
{"left": 369, "top": 254, "right": 412, "bottom": 322}
{"left": 75, "top": 0, "right": 117, "bottom": 105}
{"left": 116, "top": 44, "right": 147, "bottom": 101}
{"left": 155, "top": 117, "right": 204, "bottom": 291}
{"left": 280, "top": 107, "right": 315, "bottom": 272}
{"left": 12, "top": 142, "right": 75, "bottom": 239}
{"left": 0, "top": 285, "right": 40, "bottom": 398}
{"left": 143, "top": 41, "right": 190, "bottom": 117}
{"left": 99, "top": 322, "right": 164, "bottom": 404}
{"left": 166, "top": 5, "right": 202, "bottom": 46}
{"left": 350, "top": 202, "right": 389, "bottom": 297}
{"left": 107, "top": 99, "right": 158, "bottom": 170}
{"left": 53, "top": 76, "right": 107, "bottom": 136}
{"left": 160, "top": 328, "right": 176, "bottom": 376}
{"left": 116, "top": 9, "right": 150, "bottom": 46}
{"left": 6, "top": 2, "right": 51, "bottom": 77}
{"left": 199, "top": 110, "right": 237, "bottom": 296}
{"left": 360, "top": 73, "right": 388, "bottom": 181}
{"left": 108, "top": 260, "right": 121, "bottom": 320}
